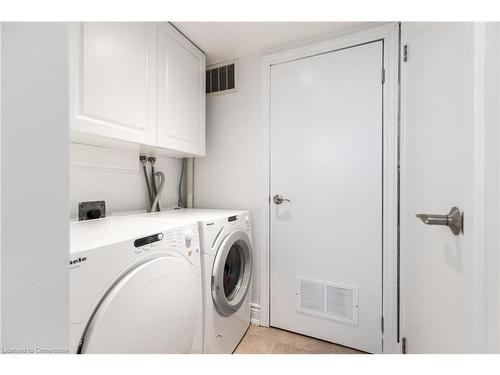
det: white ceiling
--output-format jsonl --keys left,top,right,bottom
{"left": 173, "top": 22, "right": 375, "bottom": 64}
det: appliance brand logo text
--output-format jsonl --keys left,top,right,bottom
{"left": 70, "top": 257, "right": 87, "bottom": 265}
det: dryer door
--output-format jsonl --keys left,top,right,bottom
{"left": 211, "top": 230, "right": 253, "bottom": 316}
{"left": 79, "top": 255, "right": 200, "bottom": 353}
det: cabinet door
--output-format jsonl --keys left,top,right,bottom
{"left": 157, "top": 23, "right": 206, "bottom": 156}
{"left": 69, "top": 23, "right": 157, "bottom": 145}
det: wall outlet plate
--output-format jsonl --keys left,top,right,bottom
{"left": 78, "top": 201, "right": 106, "bottom": 221}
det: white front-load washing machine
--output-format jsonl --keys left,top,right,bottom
{"left": 136, "top": 209, "right": 254, "bottom": 354}
{"left": 70, "top": 215, "right": 202, "bottom": 354}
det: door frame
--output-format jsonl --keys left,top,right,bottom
{"left": 259, "top": 23, "right": 401, "bottom": 353}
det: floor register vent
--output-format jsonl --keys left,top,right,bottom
{"left": 297, "top": 278, "right": 359, "bottom": 325}
{"left": 206, "top": 61, "right": 237, "bottom": 95}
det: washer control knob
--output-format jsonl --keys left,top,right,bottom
{"left": 184, "top": 231, "right": 193, "bottom": 248}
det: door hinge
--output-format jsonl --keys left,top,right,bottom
{"left": 403, "top": 45, "right": 409, "bottom": 62}
{"left": 402, "top": 337, "right": 407, "bottom": 354}
{"left": 381, "top": 68, "right": 385, "bottom": 84}
{"left": 381, "top": 316, "right": 384, "bottom": 333}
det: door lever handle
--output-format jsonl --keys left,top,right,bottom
{"left": 416, "top": 206, "right": 463, "bottom": 235}
{"left": 273, "top": 194, "right": 291, "bottom": 205}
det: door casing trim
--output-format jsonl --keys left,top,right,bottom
{"left": 259, "top": 22, "right": 401, "bottom": 354}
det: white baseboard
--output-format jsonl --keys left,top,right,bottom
{"left": 250, "top": 303, "right": 261, "bottom": 326}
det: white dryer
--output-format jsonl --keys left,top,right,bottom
{"left": 70, "top": 216, "right": 202, "bottom": 354}
{"left": 136, "top": 209, "right": 254, "bottom": 353}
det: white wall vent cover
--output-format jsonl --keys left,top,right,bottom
{"left": 206, "top": 61, "right": 238, "bottom": 95}
{"left": 297, "top": 278, "right": 359, "bottom": 325}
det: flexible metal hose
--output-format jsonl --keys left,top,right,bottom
{"left": 151, "top": 164, "right": 160, "bottom": 211}
{"left": 140, "top": 157, "right": 154, "bottom": 207}
{"left": 150, "top": 171, "right": 165, "bottom": 213}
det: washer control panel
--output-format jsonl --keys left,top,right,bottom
{"left": 229, "top": 214, "right": 251, "bottom": 232}
{"left": 132, "top": 224, "right": 200, "bottom": 263}
{"left": 133, "top": 233, "right": 163, "bottom": 248}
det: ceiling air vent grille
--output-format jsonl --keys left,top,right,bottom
{"left": 206, "top": 61, "right": 237, "bottom": 95}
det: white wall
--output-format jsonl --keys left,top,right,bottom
{"left": 194, "top": 55, "right": 267, "bottom": 318}
{"left": 1, "top": 23, "right": 69, "bottom": 352}
{"left": 70, "top": 143, "right": 183, "bottom": 219}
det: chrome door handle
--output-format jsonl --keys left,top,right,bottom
{"left": 416, "top": 206, "right": 463, "bottom": 235}
{"left": 273, "top": 194, "right": 291, "bottom": 205}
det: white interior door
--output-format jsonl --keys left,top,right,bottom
{"left": 401, "top": 23, "right": 477, "bottom": 353}
{"left": 270, "top": 41, "right": 384, "bottom": 353}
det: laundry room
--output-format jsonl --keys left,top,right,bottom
{"left": 65, "top": 20, "right": 390, "bottom": 355}
{"left": 2, "top": 1, "right": 500, "bottom": 373}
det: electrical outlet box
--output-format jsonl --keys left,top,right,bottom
{"left": 78, "top": 201, "right": 106, "bottom": 221}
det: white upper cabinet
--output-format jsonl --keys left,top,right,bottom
{"left": 69, "top": 23, "right": 157, "bottom": 146}
{"left": 69, "top": 22, "right": 206, "bottom": 157}
{"left": 157, "top": 23, "right": 206, "bottom": 156}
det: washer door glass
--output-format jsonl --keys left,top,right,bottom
{"left": 212, "top": 230, "right": 253, "bottom": 316}
{"left": 79, "top": 255, "right": 200, "bottom": 354}
{"left": 224, "top": 244, "right": 244, "bottom": 299}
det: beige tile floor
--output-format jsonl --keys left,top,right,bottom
{"left": 234, "top": 325, "right": 365, "bottom": 354}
